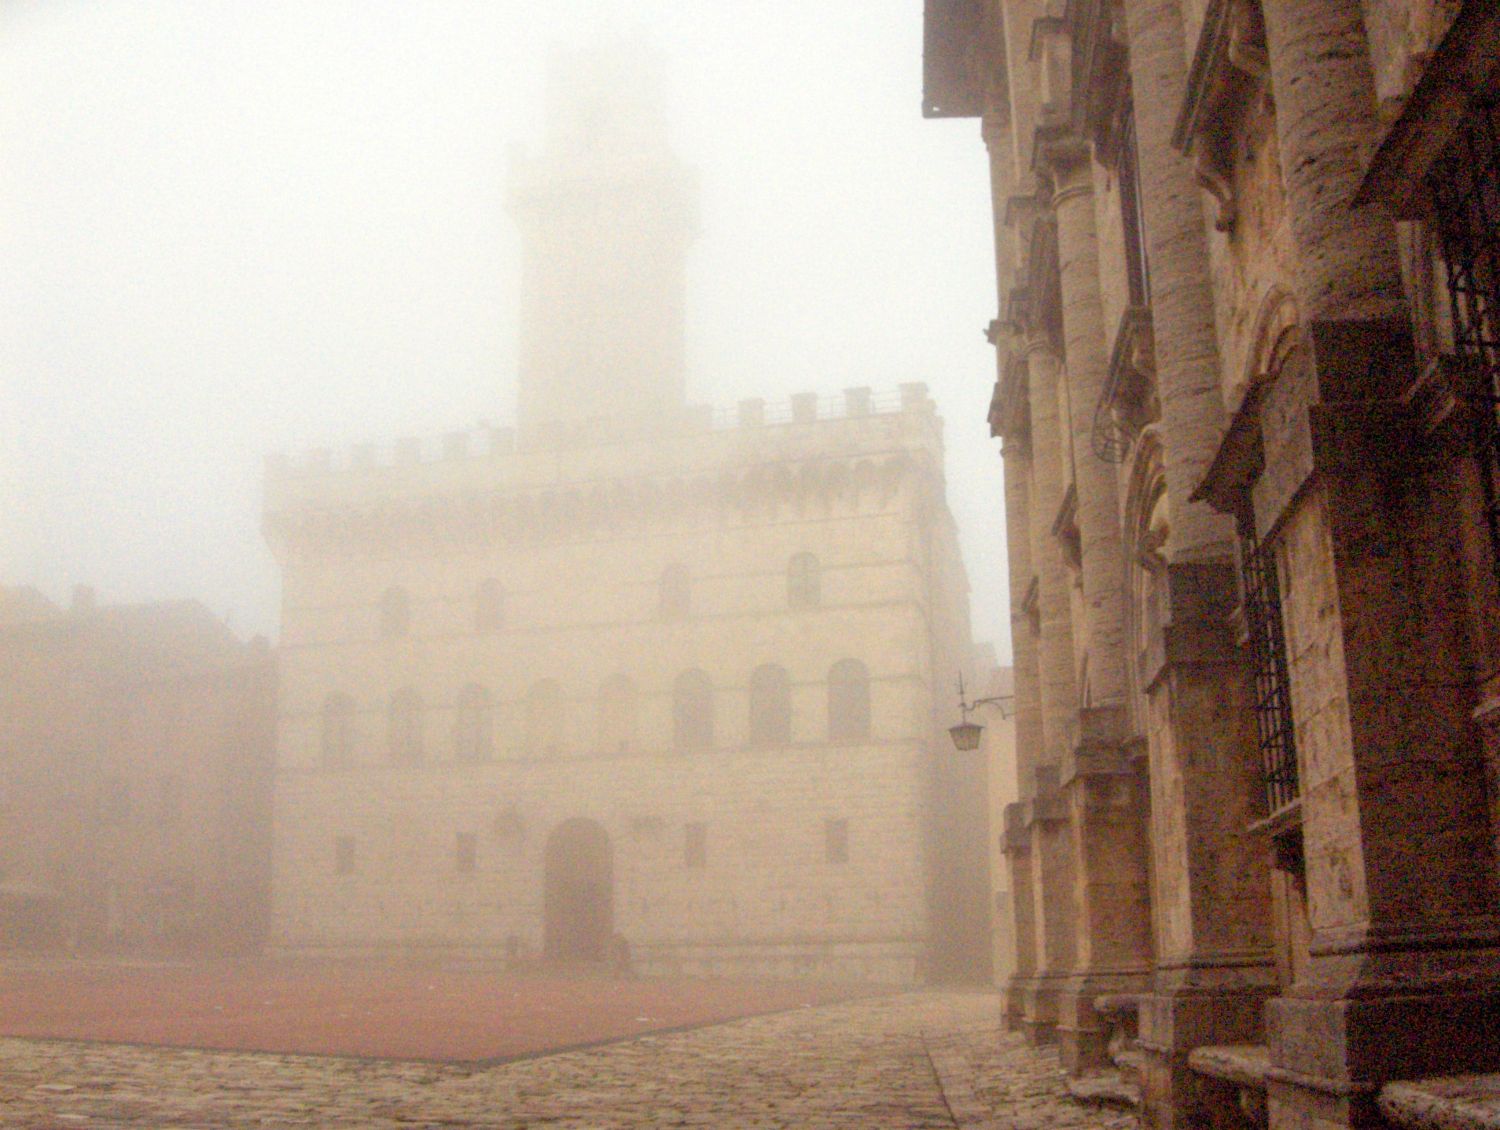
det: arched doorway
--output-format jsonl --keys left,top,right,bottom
{"left": 543, "top": 819, "right": 612, "bottom": 962}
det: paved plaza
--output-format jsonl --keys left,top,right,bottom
{"left": 0, "top": 990, "right": 1131, "bottom": 1128}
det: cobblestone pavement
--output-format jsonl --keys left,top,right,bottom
{"left": 0, "top": 991, "right": 1135, "bottom": 1129}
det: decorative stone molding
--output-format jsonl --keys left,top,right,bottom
{"left": 1063, "top": 0, "right": 1132, "bottom": 166}
{"left": 1091, "top": 305, "right": 1158, "bottom": 462}
{"left": 1172, "top": 0, "right": 1270, "bottom": 232}
{"left": 1355, "top": 3, "right": 1500, "bottom": 218}
{"left": 264, "top": 454, "right": 917, "bottom": 554}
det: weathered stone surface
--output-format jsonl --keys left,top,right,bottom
{"left": 0, "top": 992, "right": 1131, "bottom": 1129}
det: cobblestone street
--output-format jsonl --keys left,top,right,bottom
{"left": 0, "top": 991, "right": 1133, "bottom": 1129}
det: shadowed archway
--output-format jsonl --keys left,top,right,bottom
{"left": 543, "top": 818, "right": 613, "bottom": 962}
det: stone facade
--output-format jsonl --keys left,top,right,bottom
{"left": 926, "top": 0, "right": 1500, "bottom": 1126}
{"left": 0, "top": 586, "right": 275, "bottom": 953}
{"left": 263, "top": 48, "right": 988, "bottom": 986}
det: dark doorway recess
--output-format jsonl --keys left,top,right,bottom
{"left": 543, "top": 818, "right": 613, "bottom": 962}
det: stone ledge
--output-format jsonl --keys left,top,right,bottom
{"left": 1188, "top": 1043, "right": 1270, "bottom": 1092}
{"left": 1379, "top": 1075, "right": 1500, "bottom": 1130}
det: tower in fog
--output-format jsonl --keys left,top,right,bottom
{"left": 263, "top": 45, "right": 986, "bottom": 986}
{"left": 508, "top": 45, "right": 697, "bottom": 435}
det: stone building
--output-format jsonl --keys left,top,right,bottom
{"left": 925, "top": 1, "right": 1500, "bottom": 1126}
{"left": 262, "top": 46, "right": 988, "bottom": 985}
{"left": 0, "top": 586, "right": 276, "bottom": 953}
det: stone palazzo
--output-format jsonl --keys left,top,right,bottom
{"left": 925, "top": 1, "right": 1500, "bottom": 1127}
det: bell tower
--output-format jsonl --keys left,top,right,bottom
{"left": 508, "top": 44, "right": 698, "bottom": 437}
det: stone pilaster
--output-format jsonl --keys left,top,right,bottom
{"left": 1024, "top": 766, "right": 1075, "bottom": 1045}
{"left": 1043, "top": 146, "right": 1152, "bottom": 1072}
{"left": 1056, "top": 707, "right": 1155, "bottom": 1073}
{"left": 1019, "top": 335, "right": 1084, "bottom": 1043}
{"left": 1003, "top": 802, "right": 1038, "bottom": 1031}
{"left": 1121, "top": 3, "right": 1279, "bottom": 1124}
{"left": 1251, "top": 1, "right": 1500, "bottom": 1124}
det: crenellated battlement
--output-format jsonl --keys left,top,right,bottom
{"left": 265, "top": 383, "right": 936, "bottom": 480}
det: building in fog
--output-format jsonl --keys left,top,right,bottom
{"left": 0, "top": 586, "right": 275, "bottom": 953}
{"left": 263, "top": 46, "right": 988, "bottom": 984}
{"left": 925, "top": 1, "right": 1500, "bottom": 1127}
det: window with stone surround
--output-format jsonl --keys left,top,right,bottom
{"left": 335, "top": 835, "right": 356, "bottom": 875}
{"left": 388, "top": 686, "right": 424, "bottom": 765}
{"left": 824, "top": 818, "right": 849, "bottom": 864}
{"left": 474, "top": 579, "right": 504, "bottom": 633}
{"left": 787, "top": 552, "right": 821, "bottom": 609}
{"left": 321, "top": 692, "right": 356, "bottom": 767}
{"left": 453, "top": 683, "right": 493, "bottom": 763}
{"left": 1237, "top": 506, "right": 1298, "bottom": 813}
{"left": 673, "top": 669, "right": 714, "bottom": 752}
{"left": 684, "top": 822, "right": 707, "bottom": 869}
{"left": 380, "top": 586, "right": 410, "bottom": 638}
{"left": 1428, "top": 93, "right": 1500, "bottom": 580}
{"left": 748, "top": 664, "right": 791, "bottom": 746}
{"left": 827, "top": 659, "right": 871, "bottom": 742}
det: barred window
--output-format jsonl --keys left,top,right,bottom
{"left": 827, "top": 659, "right": 871, "bottom": 742}
{"left": 1429, "top": 93, "right": 1500, "bottom": 580}
{"left": 1237, "top": 509, "right": 1298, "bottom": 813}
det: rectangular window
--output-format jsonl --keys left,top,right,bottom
{"left": 455, "top": 832, "right": 476, "bottom": 874}
{"left": 824, "top": 818, "right": 849, "bottom": 864}
{"left": 335, "top": 835, "right": 356, "bottom": 876}
{"left": 684, "top": 822, "right": 706, "bottom": 869}
{"left": 1429, "top": 93, "right": 1500, "bottom": 582}
{"left": 1238, "top": 510, "right": 1299, "bottom": 813}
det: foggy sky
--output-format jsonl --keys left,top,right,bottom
{"left": 0, "top": 1, "right": 1010, "bottom": 660}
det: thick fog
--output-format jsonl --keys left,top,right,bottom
{"left": 0, "top": 1, "right": 1008, "bottom": 658}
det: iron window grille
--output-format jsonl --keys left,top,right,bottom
{"left": 1238, "top": 509, "right": 1298, "bottom": 812}
{"left": 1429, "top": 93, "right": 1500, "bottom": 582}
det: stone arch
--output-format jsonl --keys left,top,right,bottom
{"left": 543, "top": 818, "right": 613, "bottom": 962}
{"left": 1121, "top": 427, "right": 1170, "bottom": 733}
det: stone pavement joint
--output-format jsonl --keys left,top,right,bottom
{"left": 0, "top": 991, "right": 1134, "bottom": 1129}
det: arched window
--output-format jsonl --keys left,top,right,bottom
{"left": 659, "top": 563, "right": 690, "bottom": 620}
{"left": 673, "top": 669, "right": 714, "bottom": 752}
{"left": 388, "top": 686, "right": 423, "bottom": 764}
{"left": 525, "top": 679, "right": 564, "bottom": 756}
{"left": 321, "top": 693, "right": 356, "bottom": 767}
{"left": 748, "top": 664, "right": 791, "bottom": 746}
{"left": 597, "top": 674, "right": 637, "bottom": 753}
{"left": 828, "top": 659, "right": 871, "bottom": 742}
{"left": 787, "top": 552, "right": 821, "bottom": 609}
{"left": 380, "top": 586, "right": 410, "bottom": 638}
{"left": 475, "top": 579, "right": 504, "bottom": 633}
{"left": 453, "top": 683, "right": 493, "bottom": 763}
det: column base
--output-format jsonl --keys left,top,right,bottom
{"left": 1020, "top": 971, "right": 1064, "bottom": 1045}
{"left": 1264, "top": 977, "right": 1500, "bottom": 1128}
{"left": 1056, "top": 967, "right": 1151, "bottom": 1073}
{"left": 1137, "top": 968, "right": 1276, "bottom": 1130}
{"left": 1003, "top": 974, "right": 1029, "bottom": 1032}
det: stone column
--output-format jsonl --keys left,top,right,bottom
{"left": 1121, "top": 3, "right": 1279, "bottom": 1124}
{"left": 1020, "top": 333, "right": 1081, "bottom": 1042}
{"left": 1253, "top": 1, "right": 1500, "bottom": 1124}
{"left": 1044, "top": 153, "right": 1154, "bottom": 1072}
{"left": 1001, "top": 435, "right": 1044, "bottom": 1031}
